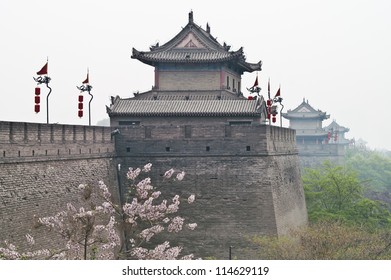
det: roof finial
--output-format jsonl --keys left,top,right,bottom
{"left": 206, "top": 22, "right": 210, "bottom": 33}
{"left": 189, "top": 10, "right": 193, "bottom": 23}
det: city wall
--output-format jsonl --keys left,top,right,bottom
{"left": 0, "top": 121, "right": 307, "bottom": 259}
{"left": 114, "top": 124, "right": 307, "bottom": 259}
{"left": 0, "top": 121, "right": 119, "bottom": 252}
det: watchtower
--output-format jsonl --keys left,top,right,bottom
{"left": 107, "top": 12, "right": 307, "bottom": 259}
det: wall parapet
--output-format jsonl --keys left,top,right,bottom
{"left": 113, "top": 124, "right": 298, "bottom": 157}
{"left": 0, "top": 121, "right": 115, "bottom": 162}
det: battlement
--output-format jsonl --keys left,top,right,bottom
{"left": 113, "top": 124, "right": 297, "bottom": 157}
{"left": 0, "top": 121, "right": 115, "bottom": 162}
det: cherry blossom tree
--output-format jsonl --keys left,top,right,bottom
{"left": 0, "top": 163, "right": 197, "bottom": 260}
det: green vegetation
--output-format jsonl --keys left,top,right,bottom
{"left": 253, "top": 148, "right": 391, "bottom": 259}
{"left": 345, "top": 147, "right": 391, "bottom": 192}
{"left": 303, "top": 160, "right": 391, "bottom": 230}
{"left": 253, "top": 222, "right": 391, "bottom": 259}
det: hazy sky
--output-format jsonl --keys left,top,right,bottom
{"left": 1, "top": 0, "right": 390, "bottom": 150}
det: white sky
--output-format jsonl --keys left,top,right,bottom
{"left": 1, "top": 0, "right": 390, "bottom": 150}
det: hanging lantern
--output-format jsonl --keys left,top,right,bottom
{"left": 267, "top": 99, "right": 272, "bottom": 107}
{"left": 34, "top": 87, "right": 40, "bottom": 113}
{"left": 267, "top": 113, "right": 271, "bottom": 119}
{"left": 78, "top": 94, "right": 83, "bottom": 118}
{"left": 248, "top": 96, "right": 253, "bottom": 100}
{"left": 272, "top": 116, "right": 276, "bottom": 123}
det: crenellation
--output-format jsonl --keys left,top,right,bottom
{"left": 0, "top": 121, "right": 115, "bottom": 163}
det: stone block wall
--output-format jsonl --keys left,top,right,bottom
{"left": 0, "top": 122, "right": 119, "bottom": 253}
{"left": 0, "top": 121, "right": 307, "bottom": 259}
{"left": 114, "top": 124, "right": 307, "bottom": 259}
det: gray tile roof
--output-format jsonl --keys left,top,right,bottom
{"left": 132, "top": 48, "right": 239, "bottom": 63}
{"left": 108, "top": 99, "right": 261, "bottom": 117}
{"left": 131, "top": 12, "right": 262, "bottom": 73}
{"left": 283, "top": 99, "right": 329, "bottom": 120}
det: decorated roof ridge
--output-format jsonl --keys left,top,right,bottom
{"left": 289, "top": 99, "right": 323, "bottom": 113}
{"left": 131, "top": 11, "right": 262, "bottom": 72}
{"left": 138, "top": 11, "right": 231, "bottom": 53}
{"left": 282, "top": 99, "right": 330, "bottom": 121}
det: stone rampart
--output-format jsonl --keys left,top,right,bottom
{"left": 114, "top": 124, "right": 307, "bottom": 259}
{"left": 0, "top": 122, "right": 119, "bottom": 253}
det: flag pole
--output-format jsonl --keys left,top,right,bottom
{"left": 279, "top": 84, "right": 283, "bottom": 127}
{"left": 33, "top": 58, "right": 52, "bottom": 124}
{"left": 268, "top": 78, "right": 271, "bottom": 125}
{"left": 77, "top": 68, "right": 93, "bottom": 126}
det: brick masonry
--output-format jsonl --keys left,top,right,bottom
{"left": 114, "top": 124, "right": 307, "bottom": 259}
{"left": 0, "top": 121, "right": 307, "bottom": 259}
{"left": 0, "top": 121, "right": 119, "bottom": 252}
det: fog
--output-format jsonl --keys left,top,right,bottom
{"left": 1, "top": 0, "right": 390, "bottom": 150}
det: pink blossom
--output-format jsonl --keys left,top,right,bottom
{"left": 140, "top": 225, "right": 164, "bottom": 241}
{"left": 127, "top": 167, "right": 141, "bottom": 180}
{"left": 168, "top": 216, "right": 184, "bottom": 233}
{"left": 142, "top": 163, "right": 152, "bottom": 173}
{"left": 25, "top": 234, "right": 35, "bottom": 245}
{"left": 163, "top": 168, "right": 175, "bottom": 179}
{"left": 187, "top": 194, "right": 195, "bottom": 204}
{"left": 187, "top": 223, "right": 198, "bottom": 230}
{"left": 176, "top": 171, "right": 186, "bottom": 181}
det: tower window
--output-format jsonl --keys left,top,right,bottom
{"left": 226, "top": 76, "right": 230, "bottom": 89}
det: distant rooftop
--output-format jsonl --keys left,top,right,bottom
{"left": 282, "top": 98, "right": 330, "bottom": 120}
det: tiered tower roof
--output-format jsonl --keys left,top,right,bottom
{"left": 131, "top": 11, "right": 262, "bottom": 74}
{"left": 282, "top": 98, "right": 330, "bottom": 120}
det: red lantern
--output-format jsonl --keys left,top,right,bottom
{"left": 272, "top": 116, "right": 276, "bottom": 123}
{"left": 248, "top": 96, "right": 253, "bottom": 100}
{"left": 267, "top": 113, "right": 271, "bottom": 119}
{"left": 34, "top": 87, "right": 40, "bottom": 113}
{"left": 78, "top": 94, "right": 83, "bottom": 117}
{"left": 327, "top": 132, "right": 331, "bottom": 140}
{"left": 267, "top": 100, "right": 272, "bottom": 106}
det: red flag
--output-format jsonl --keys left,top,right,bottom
{"left": 275, "top": 88, "right": 281, "bottom": 97}
{"left": 252, "top": 75, "right": 258, "bottom": 88}
{"left": 36, "top": 62, "right": 48, "bottom": 75}
{"left": 82, "top": 72, "right": 89, "bottom": 84}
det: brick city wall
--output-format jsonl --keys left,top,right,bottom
{"left": 114, "top": 124, "right": 307, "bottom": 259}
{"left": 0, "top": 121, "right": 307, "bottom": 259}
{"left": 0, "top": 121, "right": 119, "bottom": 252}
